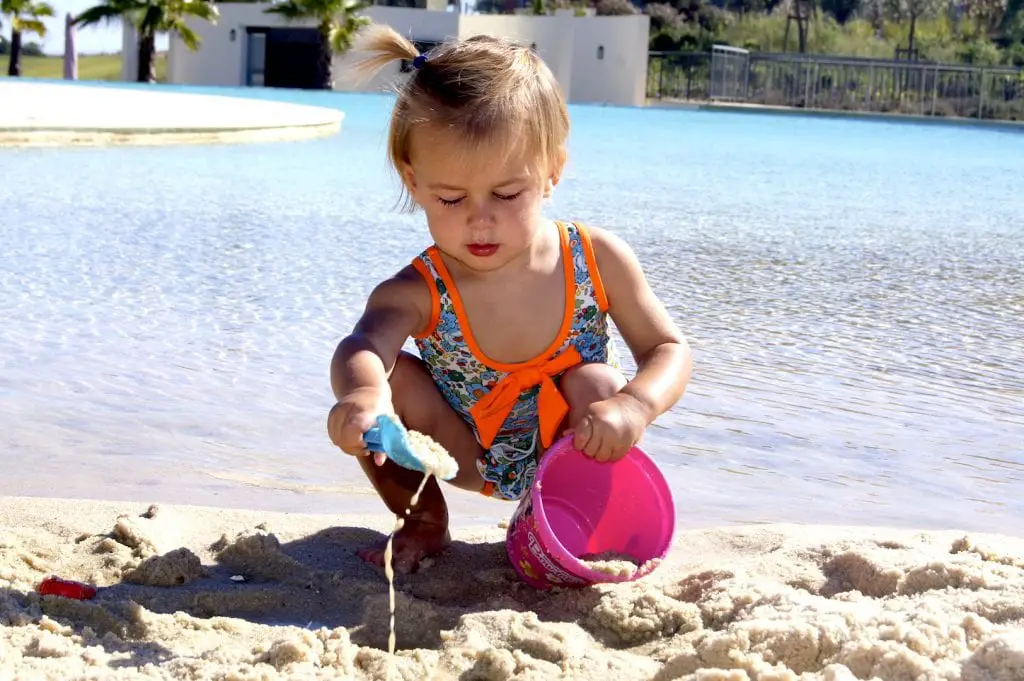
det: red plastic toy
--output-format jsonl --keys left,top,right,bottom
{"left": 38, "top": 576, "right": 97, "bottom": 600}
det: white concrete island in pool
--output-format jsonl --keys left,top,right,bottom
{"left": 0, "top": 81, "right": 343, "bottom": 147}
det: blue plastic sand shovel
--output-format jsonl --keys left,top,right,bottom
{"left": 363, "top": 413, "right": 457, "bottom": 481}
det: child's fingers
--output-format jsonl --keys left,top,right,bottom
{"left": 374, "top": 452, "right": 387, "bottom": 467}
{"left": 572, "top": 417, "right": 593, "bottom": 453}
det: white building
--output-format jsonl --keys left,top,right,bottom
{"left": 124, "top": 5, "right": 650, "bottom": 107}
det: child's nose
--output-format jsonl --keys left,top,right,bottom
{"left": 466, "top": 200, "right": 496, "bottom": 228}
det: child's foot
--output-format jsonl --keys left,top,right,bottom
{"left": 357, "top": 516, "right": 451, "bottom": 574}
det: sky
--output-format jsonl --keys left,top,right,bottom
{"left": 30, "top": 0, "right": 167, "bottom": 55}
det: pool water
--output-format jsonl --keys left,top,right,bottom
{"left": 1, "top": 82, "right": 1022, "bottom": 533}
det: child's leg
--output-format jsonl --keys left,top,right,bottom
{"left": 559, "top": 362, "right": 628, "bottom": 432}
{"left": 356, "top": 351, "right": 485, "bottom": 573}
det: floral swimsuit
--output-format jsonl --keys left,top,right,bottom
{"left": 411, "top": 221, "right": 618, "bottom": 501}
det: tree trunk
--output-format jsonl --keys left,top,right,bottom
{"left": 318, "top": 30, "right": 333, "bottom": 90}
{"left": 908, "top": 15, "right": 917, "bottom": 55}
{"left": 136, "top": 32, "right": 156, "bottom": 83}
{"left": 8, "top": 30, "right": 22, "bottom": 77}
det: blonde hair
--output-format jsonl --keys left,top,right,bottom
{"left": 345, "top": 24, "right": 570, "bottom": 210}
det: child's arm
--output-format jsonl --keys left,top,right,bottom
{"left": 331, "top": 266, "right": 428, "bottom": 396}
{"left": 328, "top": 266, "right": 430, "bottom": 455}
{"left": 591, "top": 226, "right": 692, "bottom": 430}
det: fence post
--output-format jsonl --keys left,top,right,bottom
{"left": 657, "top": 56, "right": 664, "bottom": 100}
{"left": 686, "top": 59, "right": 693, "bottom": 100}
{"left": 743, "top": 53, "right": 751, "bottom": 101}
{"left": 931, "top": 64, "right": 939, "bottom": 117}
{"left": 866, "top": 65, "right": 874, "bottom": 110}
{"left": 978, "top": 69, "right": 986, "bottom": 119}
{"left": 804, "top": 61, "right": 812, "bottom": 107}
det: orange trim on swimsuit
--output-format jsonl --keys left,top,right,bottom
{"left": 410, "top": 258, "right": 441, "bottom": 339}
{"left": 575, "top": 223, "right": 609, "bottom": 313}
{"left": 426, "top": 221, "right": 576, "bottom": 372}
{"left": 427, "top": 221, "right": 582, "bottom": 448}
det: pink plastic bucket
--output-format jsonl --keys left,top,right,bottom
{"left": 505, "top": 435, "right": 675, "bottom": 589}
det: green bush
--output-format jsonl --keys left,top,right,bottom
{"left": 957, "top": 40, "right": 1005, "bottom": 65}
{"left": 643, "top": 0, "right": 1024, "bottom": 67}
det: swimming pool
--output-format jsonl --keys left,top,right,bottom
{"left": 2, "top": 82, "right": 1022, "bottom": 533}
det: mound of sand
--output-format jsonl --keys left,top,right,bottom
{"left": 1, "top": 495, "right": 1022, "bottom": 680}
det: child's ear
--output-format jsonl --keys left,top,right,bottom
{"left": 398, "top": 162, "right": 417, "bottom": 193}
{"left": 544, "top": 171, "right": 562, "bottom": 198}
{"left": 546, "top": 147, "right": 567, "bottom": 196}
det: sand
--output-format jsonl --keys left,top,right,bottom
{"left": 1, "top": 496, "right": 1022, "bottom": 681}
{"left": 0, "top": 81, "right": 343, "bottom": 148}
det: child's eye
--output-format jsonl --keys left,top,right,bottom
{"left": 438, "top": 196, "right": 464, "bottom": 207}
{"left": 494, "top": 191, "right": 522, "bottom": 202}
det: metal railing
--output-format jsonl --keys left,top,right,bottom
{"left": 647, "top": 51, "right": 712, "bottom": 102}
{"left": 648, "top": 48, "right": 1024, "bottom": 122}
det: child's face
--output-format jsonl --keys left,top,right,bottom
{"left": 401, "top": 125, "right": 561, "bottom": 272}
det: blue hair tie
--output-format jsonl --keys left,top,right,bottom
{"left": 412, "top": 54, "right": 427, "bottom": 70}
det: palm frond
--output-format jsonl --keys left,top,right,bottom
{"left": 73, "top": 5, "right": 123, "bottom": 26}
{"left": 329, "top": 12, "right": 368, "bottom": 52}
{"left": 263, "top": 0, "right": 368, "bottom": 53}
{"left": 183, "top": 0, "right": 219, "bottom": 22}
{"left": 74, "top": 2, "right": 133, "bottom": 27}
{"left": 7, "top": 0, "right": 57, "bottom": 20}
{"left": 173, "top": 21, "right": 201, "bottom": 49}
{"left": 263, "top": 1, "right": 307, "bottom": 18}
{"left": 161, "top": 1, "right": 218, "bottom": 48}
{"left": 11, "top": 17, "right": 48, "bottom": 35}
{"left": 138, "top": 3, "right": 166, "bottom": 32}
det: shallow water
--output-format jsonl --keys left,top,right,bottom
{"left": 1, "top": 83, "right": 1022, "bottom": 534}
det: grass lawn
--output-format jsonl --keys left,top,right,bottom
{"left": 0, "top": 53, "right": 167, "bottom": 82}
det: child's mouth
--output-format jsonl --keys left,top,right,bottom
{"left": 467, "top": 243, "right": 499, "bottom": 257}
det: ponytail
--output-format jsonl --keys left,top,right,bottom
{"left": 344, "top": 24, "right": 420, "bottom": 85}
{"left": 344, "top": 23, "right": 569, "bottom": 214}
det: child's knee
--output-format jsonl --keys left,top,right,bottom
{"left": 561, "top": 362, "right": 626, "bottom": 413}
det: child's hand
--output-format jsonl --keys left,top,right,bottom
{"left": 328, "top": 386, "right": 392, "bottom": 466}
{"left": 571, "top": 394, "right": 648, "bottom": 463}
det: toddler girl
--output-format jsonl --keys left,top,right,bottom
{"left": 327, "top": 25, "right": 692, "bottom": 574}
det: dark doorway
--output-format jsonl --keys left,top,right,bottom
{"left": 246, "top": 27, "right": 325, "bottom": 90}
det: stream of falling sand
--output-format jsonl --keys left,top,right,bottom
{"left": 384, "top": 472, "right": 432, "bottom": 656}
{"left": 380, "top": 428, "right": 459, "bottom": 658}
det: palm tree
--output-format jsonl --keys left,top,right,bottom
{"left": 264, "top": 0, "right": 370, "bottom": 90}
{"left": 74, "top": 0, "right": 219, "bottom": 83}
{"left": 1, "top": 0, "right": 56, "bottom": 76}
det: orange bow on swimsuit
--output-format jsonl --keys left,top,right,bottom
{"left": 469, "top": 346, "right": 583, "bottom": 450}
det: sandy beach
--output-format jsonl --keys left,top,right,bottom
{"left": 1, "top": 495, "right": 1022, "bottom": 680}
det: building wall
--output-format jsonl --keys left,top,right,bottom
{"left": 458, "top": 14, "right": 573, "bottom": 100}
{"left": 569, "top": 16, "right": 650, "bottom": 107}
{"left": 154, "top": 5, "right": 650, "bottom": 106}
{"left": 166, "top": 3, "right": 270, "bottom": 87}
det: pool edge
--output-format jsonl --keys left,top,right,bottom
{"left": 647, "top": 99, "right": 1024, "bottom": 131}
